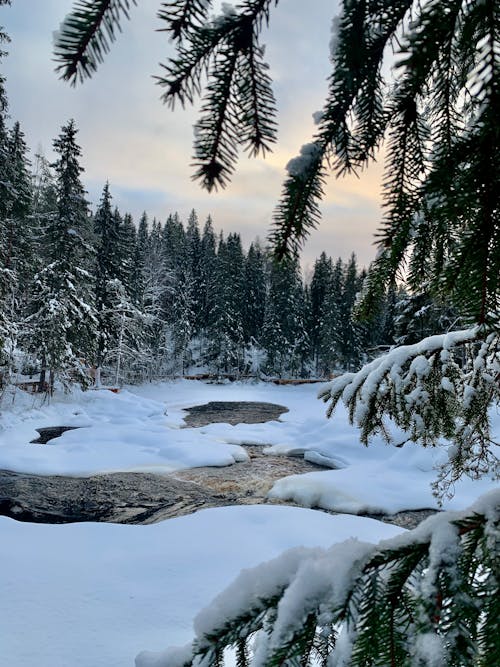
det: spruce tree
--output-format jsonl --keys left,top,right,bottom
{"left": 0, "top": 23, "right": 16, "bottom": 369}
{"left": 28, "top": 120, "right": 97, "bottom": 390}
{"left": 93, "top": 182, "right": 122, "bottom": 381}
{"left": 318, "top": 256, "right": 344, "bottom": 376}
{"left": 308, "top": 252, "right": 333, "bottom": 374}
{"left": 243, "top": 240, "right": 267, "bottom": 344}
{"left": 336, "top": 253, "right": 363, "bottom": 371}
{"left": 209, "top": 233, "right": 245, "bottom": 375}
{"left": 198, "top": 215, "right": 217, "bottom": 334}
{"left": 262, "top": 257, "right": 309, "bottom": 377}
{"left": 185, "top": 208, "right": 203, "bottom": 332}
{"left": 143, "top": 218, "right": 170, "bottom": 378}
{"left": 117, "top": 211, "right": 137, "bottom": 298}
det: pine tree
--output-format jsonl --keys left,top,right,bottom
{"left": 160, "top": 212, "right": 186, "bottom": 323}
{"left": 0, "top": 24, "right": 16, "bottom": 370}
{"left": 336, "top": 253, "right": 363, "bottom": 371}
{"left": 157, "top": 492, "right": 500, "bottom": 667}
{"left": 185, "top": 208, "right": 203, "bottom": 332}
{"left": 142, "top": 218, "right": 170, "bottom": 379}
{"left": 117, "top": 211, "right": 137, "bottom": 298}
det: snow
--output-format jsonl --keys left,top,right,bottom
{"left": 0, "top": 505, "right": 403, "bottom": 667}
{"left": 0, "top": 380, "right": 497, "bottom": 666}
{"left": 138, "top": 490, "right": 500, "bottom": 667}
{"left": 285, "top": 142, "right": 322, "bottom": 178}
{"left": 0, "top": 379, "right": 497, "bottom": 512}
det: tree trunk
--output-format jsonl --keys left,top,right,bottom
{"left": 38, "top": 354, "right": 47, "bottom": 393}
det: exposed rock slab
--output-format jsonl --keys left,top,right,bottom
{"left": 0, "top": 469, "right": 228, "bottom": 524}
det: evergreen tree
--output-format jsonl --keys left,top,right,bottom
{"left": 198, "top": 215, "right": 217, "bottom": 333}
{"left": 337, "top": 253, "right": 363, "bottom": 371}
{"left": 161, "top": 212, "right": 186, "bottom": 322}
{"left": 28, "top": 120, "right": 97, "bottom": 389}
{"left": 208, "top": 233, "right": 245, "bottom": 374}
{"left": 394, "top": 291, "right": 458, "bottom": 346}
{"left": 308, "top": 252, "right": 333, "bottom": 374}
{"left": 172, "top": 268, "right": 196, "bottom": 375}
{"left": 117, "top": 211, "right": 137, "bottom": 298}
{"left": 262, "top": 257, "right": 309, "bottom": 377}
{"left": 317, "top": 256, "right": 344, "bottom": 376}
{"left": 162, "top": 492, "right": 500, "bottom": 667}
{"left": 185, "top": 208, "right": 203, "bottom": 332}
{"left": 0, "top": 25, "right": 16, "bottom": 369}
{"left": 93, "top": 182, "right": 122, "bottom": 379}
{"left": 142, "top": 218, "right": 170, "bottom": 379}
{"left": 243, "top": 240, "right": 267, "bottom": 344}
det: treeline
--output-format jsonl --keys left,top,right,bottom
{"left": 0, "top": 111, "right": 455, "bottom": 389}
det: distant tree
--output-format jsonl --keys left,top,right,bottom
{"left": 317, "top": 256, "right": 344, "bottom": 376}
{"left": 198, "top": 215, "right": 217, "bottom": 333}
{"left": 161, "top": 212, "right": 186, "bottom": 322}
{"left": 308, "top": 252, "right": 333, "bottom": 374}
{"left": 117, "top": 211, "right": 137, "bottom": 297}
{"left": 336, "top": 253, "right": 364, "bottom": 371}
{"left": 262, "top": 257, "right": 309, "bottom": 377}
{"left": 208, "top": 233, "right": 245, "bottom": 374}
{"left": 93, "top": 183, "right": 123, "bottom": 380}
{"left": 27, "top": 120, "right": 97, "bottom": 390}
{"left": 172, "top": 268, "right": 196, "bottom": 375}
{"left": 243, "top": 240, "right": 267, "bottom": 345}
{"left": 0, "top": 28, "right": 16, "bottom": 369}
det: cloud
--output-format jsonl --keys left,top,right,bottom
{"left": 2, "top": 0, "right": 383, "bottom": 269}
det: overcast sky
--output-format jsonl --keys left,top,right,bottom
{"left": 2, "top": 0, "right": 384, "bottom": 272}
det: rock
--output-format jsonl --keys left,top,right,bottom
{"left": 0, "top": 469, "right": 227, "bottom": 524}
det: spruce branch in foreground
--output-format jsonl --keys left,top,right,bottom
{"left": 319, "top": 327, "right": 500, "bottom": 493}
{"left": 54, "top": 0, "right": 137, "bottom": 85}
{"left": 136, "top": 490, "right": 500, "bottom": 667}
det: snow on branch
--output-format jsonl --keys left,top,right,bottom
{"left": 136, "top": 490, "right": 500, "bottom": 667}
{"left": 319, "top": 326, "right": 500, "bottom": 494}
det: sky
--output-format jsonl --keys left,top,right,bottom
{"left": 1, "top": 0, "right": 384, "bottom": 272}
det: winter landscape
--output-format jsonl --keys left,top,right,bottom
{"left": 1, "top": 1, "right": 499, "bottom": 667}
{"left": 1, "top": 380, "right": 497, "bottom": 667}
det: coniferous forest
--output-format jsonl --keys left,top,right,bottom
{"left": 1, "top": 110, "right": 444, "bottom": 390}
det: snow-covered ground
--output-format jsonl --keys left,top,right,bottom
{"left": 0, "top": 379, "right": 498, "bottom": 666}
{"left": 0, "top": 505, "right": 404, "bottom": 667}
{"left": 0, "top": 379, "right": 497, "bottom": 513}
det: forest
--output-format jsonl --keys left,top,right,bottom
{"left": 1, "top": 112, "right": 450, "bottom": 390}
